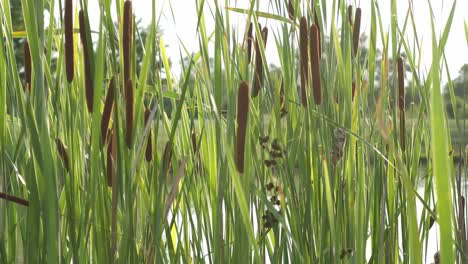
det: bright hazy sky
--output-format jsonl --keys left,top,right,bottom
{"left": 81, "top": 0, "right": 468, "bottom": 83}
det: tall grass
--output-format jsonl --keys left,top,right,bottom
{"left": 0, "top": 0, "right": 465, "bottom": 263}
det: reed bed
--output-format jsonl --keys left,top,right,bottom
{"left": 0, "top": 0, "right": 465, "bottom": 263}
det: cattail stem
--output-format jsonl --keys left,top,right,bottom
{"left": 299, "top": 17, "right": 309, "bottom": 106}
{"left": 144, "top": 108, "right": 153, "bottom": 162}
{"left": 123, "top": 0, "right": 133, "bottom": 83}
{"left": 125, "top": 79, "right": 134, "bottom": 148}
{"left": 101, "top": 77, "right": 115, "bottom": 143}
{"left": 310, "top": 25, "right": 322, "bottom": 105}
{"left": 236, "top": 81, "right": 249, "bottom": 173}
{"left": 56, "top": 139, "right": 70, "bottom": 172}
{"left": 397, "top": 57, "right": 405, "bottom": 112}
{"left": 79, "top": 10, "right": 94, "bottom": 113}
{"left": 65, "top": 0, "right": 74, "bottom": 82}
{"left": 399, "top": 110, "right": 406, "bottom": 152}
{"left": 247, "top": 22, "right": 253, "bottom": 64}
{"left": 0, "top": 192, "right": 29, "bottom": 207}
{"left": 252, "top": 27, "right": 268, "bottom": 97}
{"left": 24, "top": 40, "right": 31, "bottom": 93}
{"left": 352, "top": 8, "right": 362, "bottom": 57}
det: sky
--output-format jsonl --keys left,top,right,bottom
{"left": 80, "top": 0, "right": 468, "bottom": 83}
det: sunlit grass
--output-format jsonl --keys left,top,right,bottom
{"left": 0, "top": 0, "right": 466, "bottom": 263}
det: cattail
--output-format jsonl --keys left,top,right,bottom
{"left": 252, "top": 27, "right": 268, "bottom": 97}
{"left": 101, "top": 77, "right": 115, "bottom": 143}
{"left": 314, "top": 11, "right": 322, "bottom": 60}
{"left": 106, "top": 131, "right": 116, "bottom": 187}
{"left": 287, "top": 0, "right": 294, "bottom": 20}
{"left": 352, "top": 8, "right": 362, "bottom": 57}
{"left": 191, "top": 132, "right": 197, "bottom": 154}
{"left": 162, "top": 141, "right": 173, "bottom": 177}
{"left": 299, "top": 17, "right": 309, "bottom": 106}
{"left": 125, "top": 79, "right": 134, "bottom": 148}
{"left": 236, "top": 81, "right": 249, "bottom": 173}
{"left": 123, "top": 0, "right": 133, "bottom": 83}
{"left": 56, "top": 138, "right": 70, "bottom": 172}
{"left": 65, "top": 0, "right": 74, "bottom": 82}
{"left": 79, "top": 10, "right": 94, "bottom": 113}
{"left": 247, "top": 22, "right": 253, "bottom": 64}
{"left": 144, "top": 108, "right": 153, "bottom": 162}
{"left": 310, "top": 25, "right": 322, "bottom": 105}
{"left": 348, "top": 5, "right": 354, "bottom": 25}
{"left": 397, "top": 57, "right": 405, "bottom": 112}
{"left": 24, "top": 40, "right": 31, "bottom": 93}
{"left": 0, "top": 192, "right": 29, "bottom": 207}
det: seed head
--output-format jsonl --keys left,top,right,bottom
{"left": 144, "top": 108, "right": 153, "bottom": 162}
{"left": 123, "top": 0, "right": 133, "bottom": 83}
{"left": 299, "top": 16, "right": 309, "bottom": 106}
{"left": 101, "top": 77, "right": 115, "bottom": 143}
{"left": 310, "top": 24, "right": 322, "bottom": 105}
{"left": 236, "top": 81, "right": 249, "bottom": 173}
{"left": 352, "top": 8, "right": 362, "bottom": 57}
{"left": 125, "top": 79, "right": 134, "bottom": 148}
{"left": 65, "top": 0, "right": 74, "bottom": 82}
{"left": 24, "top": 40, "right": 31, "bottom": 93}
{"left": 79, "top": 10, "right": 94, "bottom": 113}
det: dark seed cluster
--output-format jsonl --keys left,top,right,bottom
{"left": 339, "top": 248, "right": 353, "bottom": 259}
{"left": 262, "top": 182, "right": 282, "bottom": 229}
{"left": 259, "top": 137, "right": 286, "bottom": 167}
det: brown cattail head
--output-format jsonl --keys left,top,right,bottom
{"left": 0, "top": 192, "right": 29, "bottom": 207}
{"left": 123, "top": 0, "right": 133, "bottom": 83}
{"left": 287, "top": 0, "right": 294, "bottom": 20}
{"left": 348, "top": 5, "right": 354, "bottom": 25}
{"left": 314, "top": 11, "right": 322, "bottom": 60}
{"left": 247, "top": 22, "right": 253, "bottom": 64}
{"left": 101, "top": 77, "right": 115, "bottom": 143}
{"left": 79, "top": 10, "right": 94, "bottom": 113}
{"left": 352, "top": 8, "right": 362, "bottom": 57}
{"left": 125, "top": 79, "right": 134, "bottom": 148}
{"left": 310, "top": 25, "right": 322, "bottom": 105}
{"left": 24, "top": 40, "right": 31, "bottom": 93}
{"left": 397, "top": 56, "right": 405, "bottom": 112}
{"left": 236, "top": 81, "right": 249, "bottom": 173}
{"left": 65, "top": 0, "right": 75, "bottom": 82}
{"left": 144, "top": 108, "right": 153, "bottom": 162}
{"left": 299, "top": 16, "right": 309, "bottom": 106}
{"left": 191, "top": 132, "right": 197, "bottom": 154}
{"left": 252, "top": 27, "right": 268, "bottom": 97}
{"left": 56, "top": 138, "right": 70, "bottom": 172}
{"left": 162, "top": 141, "right": 173, "bottom": 177}
{"left": 106, "top": 131, "right": 116, "bottom": 187}
{"left": 261, "top": 27, "right": 269, "bottom": 46}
